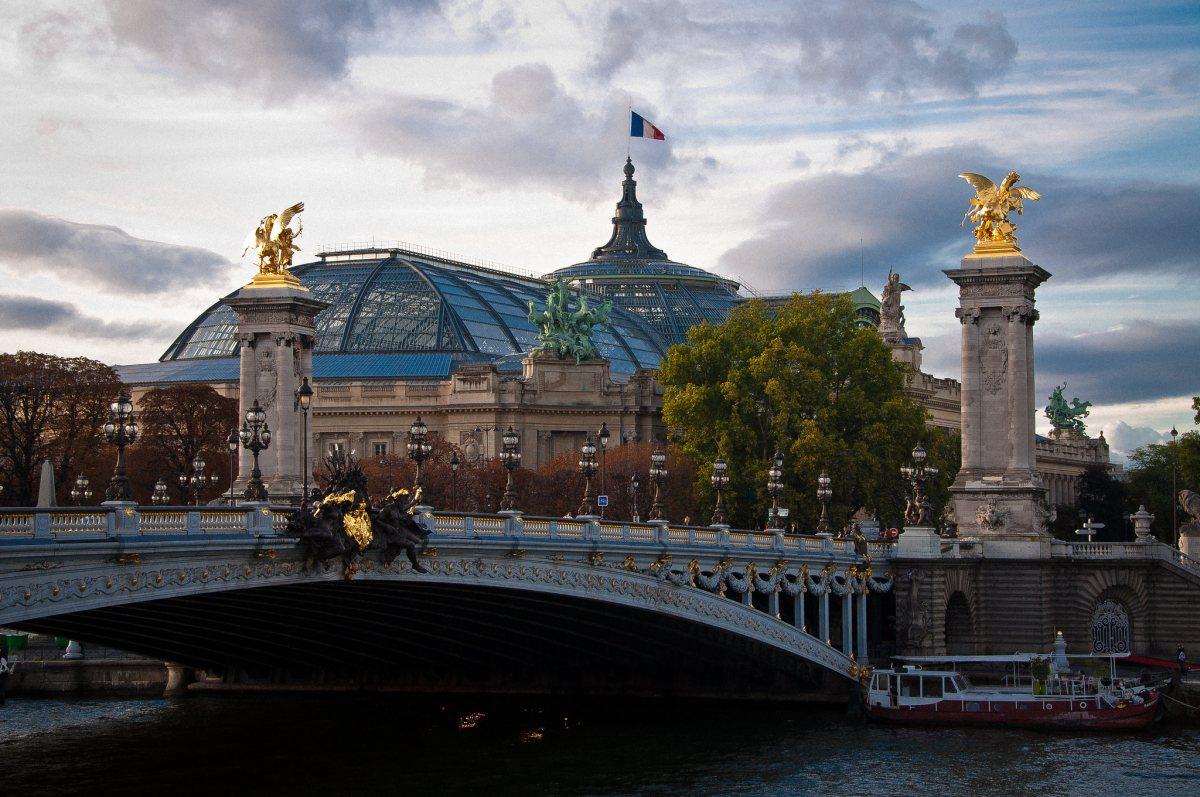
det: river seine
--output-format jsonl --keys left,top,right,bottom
{"left": 2, "top": 696, "right": 1197, "bottom": 795}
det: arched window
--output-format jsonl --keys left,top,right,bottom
{"left": 1092, "top": 599, "right": 1131, "bottom": 654}
{"left": 945, "top": 592, "right": 973, "bottom": 655}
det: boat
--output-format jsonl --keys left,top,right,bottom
{"left": 864, "top": 653, "right": 1161, "bottom": 730}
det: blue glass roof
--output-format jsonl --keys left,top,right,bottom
{"left": 156, "top": 252, "right": 669, "bottom": 376}
{"left": 118, "top": 353, "right": 457, "bottom": 384}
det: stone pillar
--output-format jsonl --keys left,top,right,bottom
{"left": 945, "top": 250, "right": 1051, "bottom": 552}
{"left": 819, "top": 591, "right": 830, "bottom": 644}
{"left": 224, "top": 282, "right": 328, "bottom": 503}
{"left": 841, "top": 593, "right": 853, "bottom": 653}
{"left": 856, "top": 591, "right": 869, "bottom": 661}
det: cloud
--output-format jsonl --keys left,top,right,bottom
{"left": 719, "top": 146, "right": 1200, "bottom": 292}
{"left": 99, "top": 0, "right": 438, "bottom": 100}
{"left": 0, "top": 294, "right": 171, "bottom": 341}
{"left": 1102, "top": 420, "right": 1169, "bottom": 459}
{"left": 357, "top": 62, "right": 712, "bottom": 200}
{"left": 1036, "top": 320, "right": 1200, "bottom": 406}
{"left": 588, "top": 2, "right": 1017, "bottom": 99}
{"left": 0, "top": 209, "right": 232, "bottom": 295}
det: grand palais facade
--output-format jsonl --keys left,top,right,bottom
{"left": 118, "top": 159, "right": 1109, "bottom": 508}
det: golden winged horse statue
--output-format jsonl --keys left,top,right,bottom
{"left": 242, "top": 201, "right": 305, "bottom": 286}
{"left": 959, "top": 171, "right": 1040, "bottom": 253}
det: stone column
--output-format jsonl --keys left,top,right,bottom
{"left": 224, "top": 282, "right": 328, "bottom": 503}
{"left": 856, "top": 590, "right": 869, "bottom": 661}
{"left": 945, "top": 250, "right": 1051, "bottom": 551}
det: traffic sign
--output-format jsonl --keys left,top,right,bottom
{"left": 778, "top": 508, "right": 790, "bottom": 518}
{"left": 597, "top": 495, "right": 609, "bottom": 507}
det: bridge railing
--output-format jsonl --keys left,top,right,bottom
{"left": 1057, "top": 539, "right": 1200, "bottom": 579}
{"left": 426, "top": 512, "right": 861, "bottom": 556}
{"left": 0, "top": 503, "right": 279, "bottom": 542}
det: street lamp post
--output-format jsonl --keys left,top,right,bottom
{"left": 598, "top": 422, "right": 610, "bottom": 517}
{"left": 1171, "top": 425, "right": 1179, "bottom": 547}
{"left": 70, "top": 474, "right": 92, "bottom": 506}
{"left": 295, "top": 377, "right": 313, "bottom": 507}
{"left": 151, "top": 477, "right": 170, "bottom": 505}
{"left": 816, "top": 470, "right": 832, "bottom": 535}
{"left": 900, "top": 443, "right": 939, "bottom": 527}
{"left": 239, "top": 400, "right": 271, "bottom": 502}
{"left": 767, "top": 449, "right": 784, "bottom": 530}
{"left": 499, "top": 426, "right": 521, "bottom": 512}
{"left": 407, "top": 415, "right": 431, "bottom": 489}
{"left": 450, "top": 450, "right": 460, "bottom": 511}
{"left": 577, "top": 434, "right": 598, "bottom": 517}
{"left": 648, "top": 447, "right": 667, "bottom": 521}
{"left": 628, "top": 473, "right": 641, "bottom": 523}
{"left": 179, "top": 454, "right": 218, "bottom": 505}
{"left": 710, "top": 457, "right": 729, "bottom": 526}
{"left": 103, "top": 389, "right": 139, "bottom": 502}
{"left": 226, "top": 429, "right": 239, "bottom": 505}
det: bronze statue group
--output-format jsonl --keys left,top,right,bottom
{"left": 286, "top": 452, "right": 430, "bottom": 576}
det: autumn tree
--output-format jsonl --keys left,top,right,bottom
{"left": 659, "top": 292, "right": 954, "bottom": 530}
{"left": 0, "top": 351, "right": 120, "bottom": 505}
{"left": 130, "top": 384, "right": 238, "bottom": 503}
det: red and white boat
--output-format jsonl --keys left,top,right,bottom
{"left": 864, "top": 654, "right": 1161, "bottom": 730}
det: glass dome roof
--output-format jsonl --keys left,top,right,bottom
{"left": 161, "top": 250, "right": 669, "bottom": 375}
{"left": 544, "top": 159, "right": 741, "bottom": 346}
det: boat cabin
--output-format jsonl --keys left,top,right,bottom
{"left": 868, "top": 667, "right": 972, "bottom": 707}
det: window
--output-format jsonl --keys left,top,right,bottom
{"left": 923, "top": 677, "right": 944, "bottom": 698}
{"left": 329, "top": 442, "right": 345, "bottom": 458}
{"left": 899, "top": 676, "right": 920, "bottom": 697}
{"left": 372, "top": 442, "right": 388, "bottom": 457}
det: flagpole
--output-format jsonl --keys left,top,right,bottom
{"left": 627, "top": 102, "right": 631, "bottom": 158}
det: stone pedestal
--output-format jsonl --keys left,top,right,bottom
{"left": 223, "top": 280, "right": 328, "bottom": 503}
{"left": 945, "top": 250, "right": 1051, "bottom": 545}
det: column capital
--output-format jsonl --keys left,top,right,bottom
{"left": 955, "top": 307, "right": 981, "bottom": 325}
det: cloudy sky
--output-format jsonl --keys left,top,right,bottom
{"left": 0, "top": 0, "right": 1196, "bottom": 457}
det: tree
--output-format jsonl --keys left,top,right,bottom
{"left": 1126, "top": 428, "right": 1200, "bottom": 544}
{"left": 130, "top": 384, "right": 239, "bottom": 503}
{"left": 659, "top": 292, "right": 940, "bottom": 530}
{"left": 1075, "top": 465, "right": 1129, "bottom": 542}
{"left": 0, "top": 351, "right": 120, "bottom": 505}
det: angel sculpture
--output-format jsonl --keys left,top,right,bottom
{"left": 242, "top": 201, "right": 305, "bottom": 276}
{"left": 959, "top": 171, "right": 1040, "bottom": 250}
{"left": 880, "top": 269, "right": 911, "bottom": 334}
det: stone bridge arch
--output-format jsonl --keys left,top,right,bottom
{"left": 1059, "top": 566, "right": 1150, "bottom": 655}
{"left": 1, "top": 537, "right": 887, "bottom": 695}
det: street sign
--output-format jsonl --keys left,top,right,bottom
{"left": 778, "top": 508, "right": 790, "bottom": 518}
{"left": 1075, "top": 518, "right": 1105, "bottom": 542}
{"left": 597, "top": 495, "right": 609, "bottom": 508}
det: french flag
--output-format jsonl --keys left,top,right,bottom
{"left": 630, "top": 111, "right": 665, "bottom": 140}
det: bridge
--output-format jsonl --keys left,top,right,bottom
{"left": 0, "top": 504, "right": 894, "bottom": 696}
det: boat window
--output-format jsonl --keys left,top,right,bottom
{"left": 899, "top": 676, "right": 920, "bottom": 697}
{"left": 943, "top": 676, "right": 958, "bottom": 694}
{"left": 874, "top": 674, "right": 891, "bottom": 692}
{"left": 923, "top": 677, "right": 944, "bottom": 698}
{"left": 951, "top": 674, "right": 971, "bottom": 692}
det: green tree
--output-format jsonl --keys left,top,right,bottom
{"left": 1126, "top": 431, "right": 1200, "bottom": 544}
{"left": 659, "top": 292, "right": 941, "bottom": 530}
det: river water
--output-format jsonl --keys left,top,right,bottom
{"left": 1, "top": 695, "right": 1197, "bottom": 796}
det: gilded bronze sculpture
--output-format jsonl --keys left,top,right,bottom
{"left": 242, "top": 201, "right": 306, "bottom": 287}
{"left": 959, "top": 171, "right": 1041, "bottom": 253}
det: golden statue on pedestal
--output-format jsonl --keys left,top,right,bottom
{"left": 242, "top": 201, "right": 306, "bottom": 288}
{"left": 959, "top": 171, "right": 1040, "bottom": 255}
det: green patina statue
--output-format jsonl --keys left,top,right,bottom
{"left": 1045, "top": 384, "right": 1092, "bottom": 434}
{"left": 526, "top": 278, "right": 613, "bottom": 363}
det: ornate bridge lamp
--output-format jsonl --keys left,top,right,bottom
{"left": 767, "top": 449, "right": 784, "bottom": 530}
{"left": 648, "top": 447, "right": 667, "bottom": 521}
{"left": 710, "top": 457, "right": 730, "bottom": 526}
{"left": 180, "top": 454, "right": 219, "bottom": 505}
{"left": 449, "top": 450, "right": 460, "bottom": 511}
{"left": 598, "top": 422, "right": 610, "bottom": 517}
{"left": 239, "top": 400, "right": 271, "bottom": 502}
{"left": 70, "top": 474, "right": 92, "bottom": 506}
{"left": 577, "top": 434, "right": 598, "bottom": 517}
{"left": 295, "top": 377, "right": 313, "bottom": 507}
{"left": 900, "top": 444, "right": 938, "bottom": 527}
{"left": 225, "top": 429, "right": 239, "bottom": 505}
{"left": 151, "top": 477, "right": 170, "bottom": 505}
{"left": 103, "top": 390, "right": 139, "bottom": 502}
{"left": 628, "top": 473, "right": 642, "bottom": 523}
{"left": 816, "top": 471, "right": 833, "bottom": 535}
{"left": 407, "top": 415, "right": 431, "bottom": 489}
{"left": 499, "top": 426, "right": 521, "bottom": 512}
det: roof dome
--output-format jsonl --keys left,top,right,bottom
{"left": 545, "top": 158, "right": 742, "bottom": 345}
{"left": 158, "top": 249, "right": 668, "bottom": 376}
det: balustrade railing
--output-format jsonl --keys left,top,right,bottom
{"left": 0, "top": 504, "right": 879, "bottom": 561}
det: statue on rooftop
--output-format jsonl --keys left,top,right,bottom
{"left": 959, "top": 171, "right": 1040, "bottom": 252}
{"left": 242, "top": 201, "right": 305, "bottom": 281}
{"left": 527, "top": 278, "right": 612, "bottom": 362}
{"left": 880, "top": 269, "right": 910, "bottom": 340}
{"left": 1045, "top": 384, "right": 1091, "bottom": 434}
